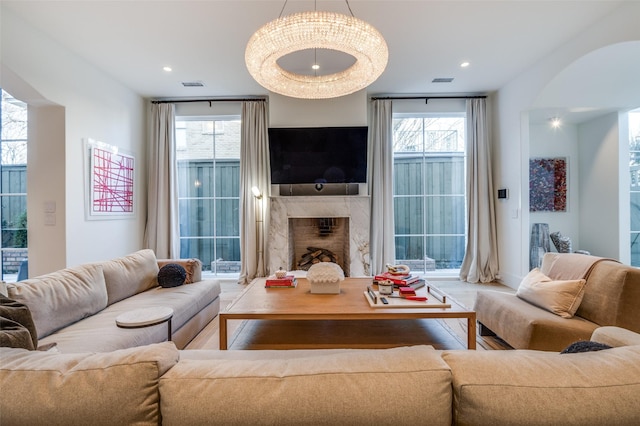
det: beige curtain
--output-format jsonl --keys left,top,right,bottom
{"left": 238, "top": 101, "right": 270, "bottom": 284}
{"left": 459, "top": 98, "right": 499, "bottom": 283}
{"left": 369, "top": 99, "right": 396, "bottom": 275}
{"left": 144, "top": 103, "right": 180, "bottom": 258}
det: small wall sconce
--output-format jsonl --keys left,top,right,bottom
{"left": 549, "top": 117, "right": 562, "bottom": 129}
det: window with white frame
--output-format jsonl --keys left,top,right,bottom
{"left": 176, "top": 117, "right": 241, "bottom": 275}
{"left": 392, "top": 114, "right": 466, "bottom": 274}
{"left": 1, "top": 89, "right": 28, "bottom": 282}
{"left": 628, "top": 108, "right": 640, "bottom": 266}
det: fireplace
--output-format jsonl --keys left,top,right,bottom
{"left": 268, "top": 196, "right": 370, "bottom": 276}
{"left": 289, "top": 217, "right": 350, "bottom": 275}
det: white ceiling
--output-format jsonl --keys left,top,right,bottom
{"left": 1, "top": 0, "right": 627, "bottom": 101}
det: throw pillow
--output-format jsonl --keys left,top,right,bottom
{"left": 516, "top": 268, "right": 586, "bottom": 318}
{"left": 560, "top": 340, "right": 612, "bottom": 354}
{"left": 0, "top": 294, "right": 37, "bottom": 350}
{"left": 158, "top": 264, "right": 187, "bottom": 288}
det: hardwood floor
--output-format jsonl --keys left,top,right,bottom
{"left": 185, "top": 277, "right": 514, "bottom": 351}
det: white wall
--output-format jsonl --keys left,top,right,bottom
{"left": 494, "top": 2, "right": 640, "bottom": 288}
{"left": 577, "top": 113, "right": 622, "bottom": 259}
{"left": 27, "top": 105, "right": 67, "bottom": 277}
{"left": 269, "top": 91, "right": 368, "bottom": 127}
{"left": 1, "top": 8, "right": 147, "bottom": 272}
{"left": 529, "top": 122, "right": 580, "bottom": 252}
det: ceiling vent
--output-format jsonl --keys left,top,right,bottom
{"left": 181, "top": 81, "right": 205, "bottom": 87}
{"left": 432, "top": 78, "right": 454, "bottom": 83}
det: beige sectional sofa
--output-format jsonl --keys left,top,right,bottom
{"left": 1, "top": 327, "right": 639, "bottom": 425}
{"left": 475, "top": 253, "right": 640, "bottom": 351}
{"left": 4, "top": 249, "right": 221, "bottom": 352}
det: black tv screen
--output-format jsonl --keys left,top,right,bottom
{"left": 268, "top": 126, "right": 368, "bottom": 184}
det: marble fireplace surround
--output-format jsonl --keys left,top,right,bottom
{"left": 268, "top": 196, "right": 371, "bottom": 277}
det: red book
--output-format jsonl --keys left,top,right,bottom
{"left": 265, "top": 276, "right": 297, "bottom": 287}
{"left": 374, "top": 272, "right": 420, "bottom": 285}
{"left": 399, "top": 286, "right": 416, "bottom": 296}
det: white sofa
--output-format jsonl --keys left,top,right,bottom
{"left": 5, "top": 249, "right": 221, "bottom": 352}
{"left": 1, "top": 327, "right": 639, "bottom": 425}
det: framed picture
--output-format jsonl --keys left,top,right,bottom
{"left": 85, "top": 139, "right": 135, "bottom": 219}
{"left": 529, "top": 157, "right": 567, "bottom": 212}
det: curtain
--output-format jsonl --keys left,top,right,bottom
{"left": 144, "top": 103, "right": 180, "bottom": 258}
{"left": 368, "top": 99, "right": 396, "bottom": 275}
{"left": 459, "top": 98, "right": 499, "bottom": 283}
{"left": 238, "top": 101, "right": 270, "bottom": 284}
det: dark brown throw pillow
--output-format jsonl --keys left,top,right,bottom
{"left": 560, "top": 340, "right": 612, "bottom": 354}
{"left": 158, "top": 264, "right": 187, "bottom": 288}
{"left": 0, "top": 294, "right": 38, "bottom": 350}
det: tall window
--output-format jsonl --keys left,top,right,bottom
{"left": 392, "top": 114, "right": 466, "bottom": 274}
{"left": 628, "top": 108, "right": 640, "bottom": 266}
{"left": 1, "top": 89, "right": 28, "bottom": 282}
{"left": 176, "top": 117, "right": 241, "bottom": 275}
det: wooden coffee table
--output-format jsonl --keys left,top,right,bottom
{"left": 219, "top": 277, "right": 476, "bottom": 350}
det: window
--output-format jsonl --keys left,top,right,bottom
{"left": 1, "top": 89, "right": 28, "bottom": 282}
{"left": 176, "top": 117, "right": 241, "bottom": 275}
{"left": 628, "top": 108, "right": 640, "bottom": 266}
{"left": 392, "top": 114, "right": 466, "bottom": 274}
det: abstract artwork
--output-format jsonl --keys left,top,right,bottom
{"left": 89, "top": 144, "right": 135, "bottom": 217}
{"left": 529, "top": 157, "right": 567, "bottom": 212}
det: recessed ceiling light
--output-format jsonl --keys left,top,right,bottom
{"left": 460, "top": 61, "right": 470, "bottom": 68}
{"left": 549, "top": 117, "right": 562, "bottom": 128}
{"left": 163, "top": 66, "right": 172, "bottom": 72}
{"left": 312, "top": 64, "right": 320, "bottom": 70}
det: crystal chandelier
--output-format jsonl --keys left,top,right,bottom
{"left": 245, "top": 2, "right": 388, "bottom": 99}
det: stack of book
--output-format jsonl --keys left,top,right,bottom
{"left": 373, "top": 272, "right": 426, "bottom": 290}
{"left": 265, "top": 275, "right": 298, "bottom": 288}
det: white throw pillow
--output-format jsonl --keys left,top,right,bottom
{"left": 516, "top": 268, "right": 586, "bottom": 318}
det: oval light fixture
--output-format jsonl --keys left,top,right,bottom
{"left": 245, "top": 10, "right": 388, "bottom": 99}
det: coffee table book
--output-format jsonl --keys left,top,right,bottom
{"left": 265, "top": 276, "right": 298, "bottom": 288}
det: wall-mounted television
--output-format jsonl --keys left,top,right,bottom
{"left": 268, "top": 126, "right": 368, "bottom": 185}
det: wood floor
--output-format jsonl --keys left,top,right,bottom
{"left": 185, "top": 278, "right": 514, "bottom": 351}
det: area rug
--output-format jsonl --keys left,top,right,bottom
{"left": 227, "top": 318, "right": 467, "bottom": 350}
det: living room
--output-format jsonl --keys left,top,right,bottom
{"left": 2, "top": 1, "right": 640, "bottom": 289}
{"left": 2, "top": 2, "right": 640, "bottom": 424}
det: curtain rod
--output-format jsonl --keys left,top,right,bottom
{"left": 151, "top": 97, "right": 267, "bottom": 105}
{"left": 370, "top": 95, "right": 486, "bottom": 102}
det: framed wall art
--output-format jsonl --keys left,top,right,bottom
{"left": 85, "top": 139, "right": 135, "bottom": 219}
{"left": 529, "top": 157, "right": 567, "bottom": 212}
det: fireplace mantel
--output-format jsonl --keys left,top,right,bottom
{"left": 268, "top": 196, "right": 371, "bottom": 277}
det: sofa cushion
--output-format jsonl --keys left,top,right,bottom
{"left": 577, "top": 260, "right": 640, "bottom": 331}
{"left": 443, "top": 345, "right": 640, "bottom": 425}
{"left": 591, "top": 326, "right": 640, "bottom": 347}
{"left": 101, "top": 249, "right": 159, "bottom": 305}
{"left": 516, "top": 268, "right": 586, "bottom": 318}
{"left": 0, "top": 294, "right": 38, "bottom": 350}
{"left": 7, "top": 264, "right": 108, "bottom": 339}
{"left": 475, "top": 290, "right": 598, "bottom": 351}
{"left": 160, "top": 345, "right": 453, "bottom": 426}
{"left": 0, "top": 342, "right": 178, "bottom": 426}
{"left": 37, "top": 279, "right": 221, "bottom": 353}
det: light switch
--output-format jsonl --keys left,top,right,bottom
{"left": 44, "top": 201, "right": 56, "bottom": 213}
{"left": 44, "top": 213, "right": 56, "bottom": 226}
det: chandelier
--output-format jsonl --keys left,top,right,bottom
{"left": 245, "top": 2, "right": 388, "bottom": 99}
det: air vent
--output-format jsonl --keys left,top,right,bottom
{"left": 432, "top": 78, "right": 454, "bottom": 83}
{"left": 181, "top": 81, "right": 205, "bottom": 87}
